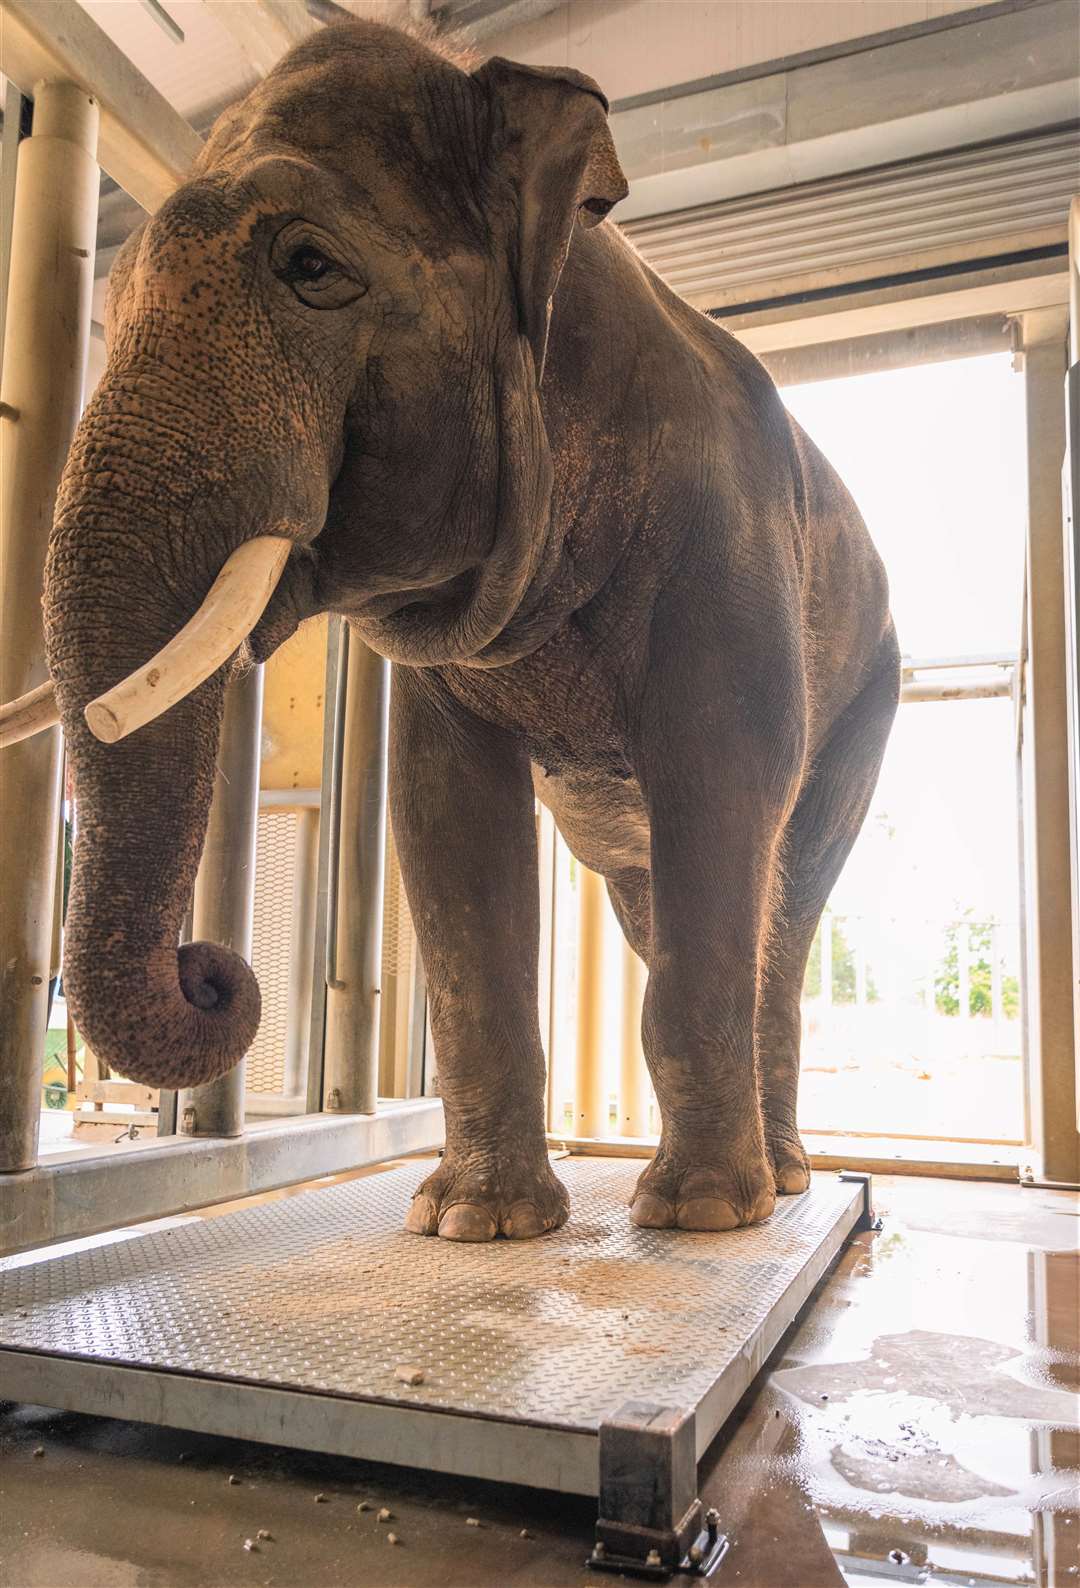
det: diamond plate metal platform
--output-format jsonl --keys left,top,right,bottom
{"left": 0, "top": 1159, "right": 867, "bottom": 1570}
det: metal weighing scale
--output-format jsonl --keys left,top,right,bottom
{"left": 0, "top": 1158, "right": 874, "bottom": 1576}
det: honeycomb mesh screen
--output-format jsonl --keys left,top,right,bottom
{"left": 248, "top": 810, "right": 297, "bottom": 1093}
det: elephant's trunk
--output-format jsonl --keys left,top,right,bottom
{"left": 43, "top": 405, "right": 265, "bottom": 1090}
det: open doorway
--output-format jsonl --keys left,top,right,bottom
{"left": 782, "top": 351, "right": 1027, "bottom": 1147}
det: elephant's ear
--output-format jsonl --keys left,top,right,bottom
{"left": 474, "top": 57, "right": 628, "bottom": 382}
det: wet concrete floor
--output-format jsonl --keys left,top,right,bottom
{"left": 1, "top": 1172, "right": 1076, "bottom": 1587}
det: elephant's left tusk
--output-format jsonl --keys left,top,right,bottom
{"left": 84, "top": 536, "right": 292, "bottom": 744}
{"left": 0, "top": 679, "right": 60, "bottom": 749}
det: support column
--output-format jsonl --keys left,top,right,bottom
{"left": 324, "top": 628, "right": 387, "bottom": 1115}
{"left": 178, "top": 665, "right": 263, "bottom": 1139}
{"left": 0, "top": 81, "right": 99, "bottom": 1173}
{"left": 619, "top": 941, "right": 650, "bottom": 1136}
{"left": 1018, "top": 306, "right": 1079, "bottom": 1184}
{"left": 575, "top": 865, "right": 607, "bottom": 1137}
{"left": 283, "top": 805, "right": 319, "bottom": 1101}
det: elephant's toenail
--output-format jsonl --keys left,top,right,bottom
{"left": 438, "top": 1203, "right": 498, "bottom": 1242}
{"left": 503, "top": 1201, "right": 544, "bottom": 1239}
{"left": 629, "top": 1193, "right": 673, "bottom": 1228}
{"left": 676, "top": 1197, "right": 740, "bottom": 1231}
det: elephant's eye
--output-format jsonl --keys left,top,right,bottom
{"left": 290, "top": 246, "right": 330, "bottom": 280}
{"left": 271, "top": 222, "right": 367, "bottom": 310}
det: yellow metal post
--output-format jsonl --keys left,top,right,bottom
{"left": 0, "top": 81, "right": 99, "bottom": 1172}
{"left": 575, "top": 865, "right": 608, "bottom": 1137}
{"left": 324, "top": 628, "right": 387, "bottom": 1115}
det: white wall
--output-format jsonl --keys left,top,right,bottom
{"left": 488, "top": 0, "right": 998, "bottom": 103}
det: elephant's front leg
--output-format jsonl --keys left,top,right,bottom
{"left": 390, "top": 668, "right": 566, "bottom": 1242}
{"left": 630, "top": 640, "right": 803, "bottom": 1231}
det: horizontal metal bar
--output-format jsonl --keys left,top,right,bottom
{"left": 608, "top": 0, "right": 1052, "bottom": 115}
{"left": 901, "top": 652, "right": 1018, "bottom": 672}
{"left": 0, "top": 1350, "right": 599, "bottom": 1497}
{"left": 551, "top": 1134, "right": 1021, "bottom": 1182}
{"left": 0, "top": 1100, "right": 444, "bottom": 1257}
{"left": 901, "top": 677, "right": 1012, "bottom": 703}
{"left": 258, "top": 787, "right": 320, "bottom": 808}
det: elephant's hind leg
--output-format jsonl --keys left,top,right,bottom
{"left": 758, "top": 633, "right": 901, "bottom": 1194}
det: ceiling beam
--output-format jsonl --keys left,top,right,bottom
{"left": 0, "top": 0, "right": 203, "bottom": 212}
{"left": 200, "top": 0, "right": 319, "bottom": 80}
{"left": 431, "top": 0, "right": 565, "bottom": 42}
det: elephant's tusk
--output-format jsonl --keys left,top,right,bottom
{"left": 84, "top": 536, "right": 292, "bottom": 744}
{"left": 0, "top": 679, "right": 60, "bottom": 749}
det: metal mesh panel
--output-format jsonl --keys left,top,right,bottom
{"left": 247, "top": 810, "right": 297, "bottom": 1094}
{"left": 382, "top": 821, "right": 402, "bottom": 978}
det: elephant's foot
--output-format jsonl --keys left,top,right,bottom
{"left": 404, "top": 1151, "right": 569, "bottom": 1242}
{"left": 765, "top": 1121, "right": 811, "bottom": 1195}
{"left": 629, "top": 1141, "right": 776, "bottom": 1231}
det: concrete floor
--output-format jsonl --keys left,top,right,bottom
{"left": 1, "top": 1172, "right": 1076, "bottom": 1587}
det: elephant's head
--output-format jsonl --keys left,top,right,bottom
{"left": 37, "top": 20, "right": 627, "bottom": 1089}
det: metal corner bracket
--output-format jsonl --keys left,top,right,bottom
{"left": 589, "top": 1401, "right": 730, "bottom": 1578}
{"left": 837, "top": 1169, "right": 881, "bottom": 1231}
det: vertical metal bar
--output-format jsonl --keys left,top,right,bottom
{"left": 618, "top": 940, "right": 650, "bottom": 1137}
{"left": 323, "top": 632, "right": 388, "bottom": 1115}
{"left": 0, "top": 82, "right": 99, "bottom": 1173}
{"left": 305, "top": 618, "right": 343, "bottom": 1114}
{"left": 545, "top": 829, "right": 566, "bottom": 1134}
{"left": 0, "top": 80, "right": 28, "bottom": 368}
{"left": 1017, "top": 306, "right": 1079, "bottom": 1183}
{"left": 177, "top": 665, "right": 264, "bottom": 1139}
{"left": 575, "top": 864, "right": 608, "bottom": 1137}
{"left": 284, "top": 806, "right": 319, "bottom": 1100}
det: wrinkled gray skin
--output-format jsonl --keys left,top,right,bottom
{"left": 44, "top": 20, "right": 899, "bottom": 1241}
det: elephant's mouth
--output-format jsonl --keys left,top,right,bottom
{"left": 358, "top": 567, "right": 476, "bottom": 624}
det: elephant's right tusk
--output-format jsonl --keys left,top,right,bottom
{"left": 84, "top": 536, "right": 293, "bottom": 744}
{"left": 0, "top": 679, "right": 60, "bottom": 749}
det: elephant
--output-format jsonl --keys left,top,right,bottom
{"left": 29, "top": 18, "right": 899, "bottom": 1241}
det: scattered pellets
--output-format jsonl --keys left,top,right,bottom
{"left": 228, "top": 1475, "right": 241, "bottom": 1486}
{"left": 465, "top": 1517, "right": 482, "bottom": 1528}
{"left": 394, "top": 1365, "right": 425, "bottom": 1386}
{"left": 32, "top": 1448, "right": 44, "bottom": 1459}
{"left": 314, "top": 1492, "right": 327, "bottom": 1504}
{"left": 377, "top": 1507, "right": 393, "bottom": 1523}
{"left": 356, "top": 1501, "right": 372, "bottom": 1512}
{"left": 243, "top": 1539, "right": 257, "bottom": 1553}
{"left": 256, "top": 1529, "right": 272, "bottom": 1541}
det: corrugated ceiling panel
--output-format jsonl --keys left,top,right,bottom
{"left": 622, "top": 127, "right": 1078, "bottom": 311}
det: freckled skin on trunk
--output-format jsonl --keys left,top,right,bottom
{"left": 43, "top": 19, "right": 899, "bottom": 1233}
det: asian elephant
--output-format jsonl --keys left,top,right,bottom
{"left": 36, "top": 19, "right": 899, "bottom": 1240}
